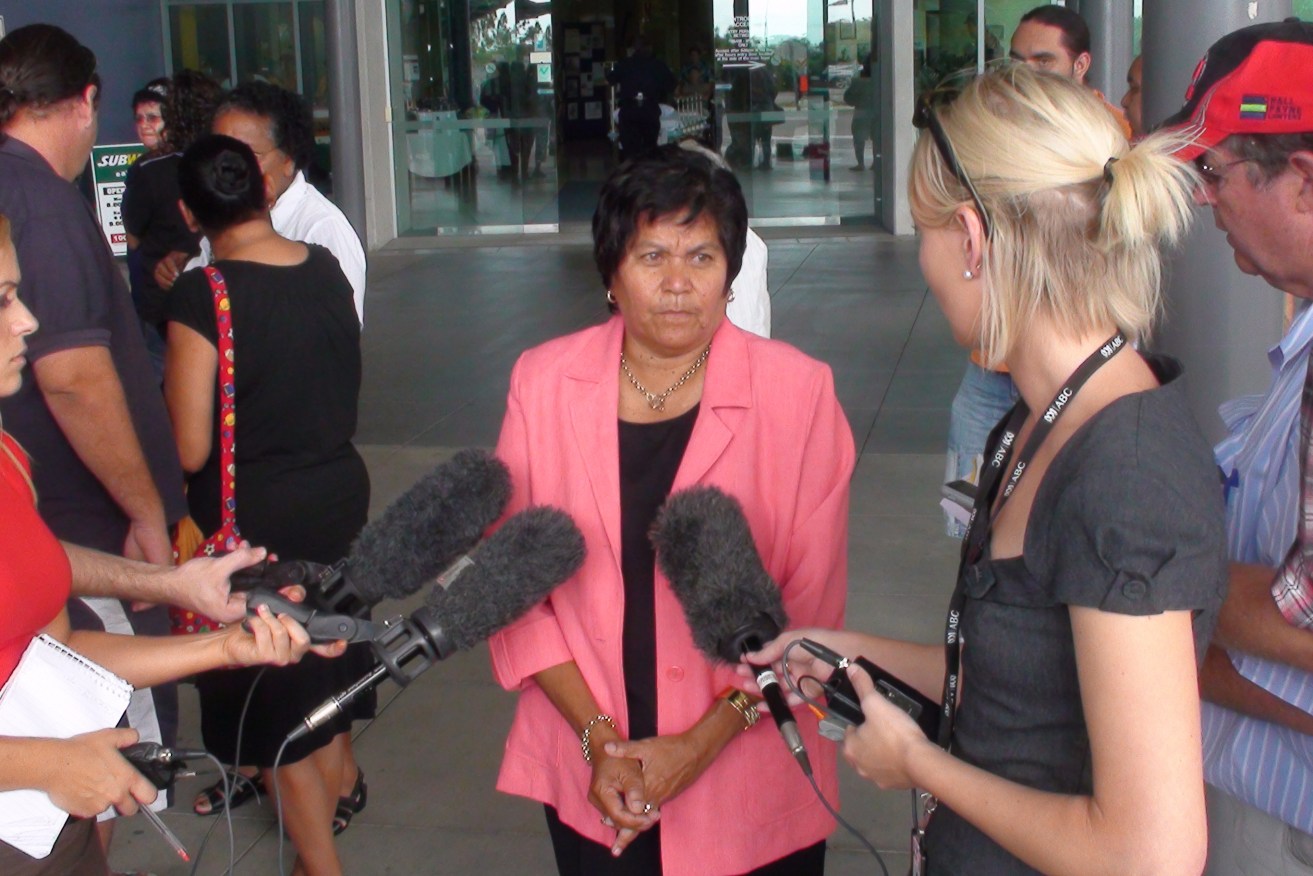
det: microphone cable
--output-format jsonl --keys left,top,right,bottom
{"left": 779, "top": 640, "right": 891, "bottom": 876}
{"left": 178, "top": 665, "right": 268, "bottom": 875}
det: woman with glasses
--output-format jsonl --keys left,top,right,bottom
{"left": 747, "top": 65, "right": 1227, "bottom": 874}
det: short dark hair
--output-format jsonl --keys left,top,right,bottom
{"left": 1019, "top": 5, "right": 1090, "bottom": 58}
{"left": 216, "top": 81, "right": 315, "bottom": 172}
{"left": 592, "top": 145, "right": 748, "bottom": 300}
{"left": 163, "top": 69, "right": 223, "bottom": 153}
{"left": 0, "top": 24, "right": 100, "bottom": 129}
{"left": 132, "top": 77, "right": 170, "bottom": 111}
{"left": 178, "top": 134, "right": 267, "bottom": 231}
{"left": 1226, "top": 132, "right": 1313, "bottom": 185}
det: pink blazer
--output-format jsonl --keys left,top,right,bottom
{"left": 489, "top": 316, "right": 854, "bottom": 876}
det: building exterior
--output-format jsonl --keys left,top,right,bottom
{"left": 0, "top": 0, "right": 1170, "bottom": 247}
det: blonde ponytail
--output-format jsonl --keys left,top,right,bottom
{"left": 909, "top": 65, "right": 1199, "bottom": 366}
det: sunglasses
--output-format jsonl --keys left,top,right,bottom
{"left": 913, "top": 87, "right": 992, "bottom": 238}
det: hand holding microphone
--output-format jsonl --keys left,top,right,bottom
{"left": 234, "top": 449, "right": 512, "bottom": 641}
{"left": 650, "top": 485, "right": 811, "bottom": 776}
{"left": 287, "top": 504, "right": 586, "bottom": 742}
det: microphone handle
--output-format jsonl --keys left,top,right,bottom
{"left": 246, "top": 590, "right": 377, "bottom": 643}
{"left": 287, "top": 663, "right": 390, "bottom": 743}
{"left": 748, "top": 660, "right": 812, "bottom": 776}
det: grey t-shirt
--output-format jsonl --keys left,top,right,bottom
{"left": 0, "top": 136, "right": 185, "bottom": 552}
{"left": 925, "top": 355, "right": 1228, "bottom": 874}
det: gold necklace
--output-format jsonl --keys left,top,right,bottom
{"left": 620, "top": 344, "right": 711, "bottom": 412}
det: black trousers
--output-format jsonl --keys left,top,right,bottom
{"left": 545, "top": 805, "right": 826, "bottom": 876}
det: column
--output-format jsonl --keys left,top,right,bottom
{"left": 878, "top": 0, "right": 914, "bottom": 235}
{"left": 326, "top": 0, "right": 368, "bottom": 242}
{"left": 1080, "top": 0, "right": 1134, "bottom": 103}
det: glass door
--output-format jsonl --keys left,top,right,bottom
{"left": 712, "top": 0, "right": 881, "bottom": 226}
{"left": 388, "top": 0, "right": 558, "bottom": 236}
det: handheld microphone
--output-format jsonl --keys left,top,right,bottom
{"left": 235, "top": 449, "right": 512, "bottom": 640}
{"left": 287, "top": 505, "right": 586, "bottom": 741}
{"left": 651, "top": 485, "right": 811, "bottom": 775}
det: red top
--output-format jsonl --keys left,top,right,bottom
{"left": 0, "top": 433, "right": 71, "bottom": 684}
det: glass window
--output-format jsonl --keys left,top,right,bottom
{"left": 300, "top": 1, "right": 329, "bottom": 111}
{"left": 390, "top": 0, "right": 557, "bottom": 235}
{"left": 1297, "top": 0, "right": 1313, "bottom": 21}
{"left": 169, "top": 3, "right": 232, "bottom": 87}
{"left": 233, "top": 2, "right": 298, "bottom": 89}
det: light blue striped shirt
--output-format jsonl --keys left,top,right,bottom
{"left": 1203, "top": 302, "right": 1313, "bottom": 834}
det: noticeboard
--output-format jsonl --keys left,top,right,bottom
{"left": 90, "top": 143, "right": 146, "bottom": 257}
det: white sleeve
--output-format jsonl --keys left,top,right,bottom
{"left": 727, "top": 229, "right": 770, "bottom": 338}
{"left": 305, "top": 217, "right": 367, "bottom": 327}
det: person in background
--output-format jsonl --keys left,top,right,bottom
{"left": 680, "top": 47, "right": 712, "bottom": 93}
{"left": 1159, "top": 19, "right": 1313, "bottom": 875}
{"left": 489, "top": 145, "right": 852, "bottom": 875}
{"left": 1122, "top": 55, "right": 1144, "bottom": 141}
{"left": 121, "top": 69, "right": 223, "bottom": 377}
{"left": 165, "top": 134, "right": 370, "bottom": 875}
{"left": 124, "top": 77, "right": 170, "bottom": 362}
{"left": 1009, "top": 5, "right": 1132, "bottom": 139}
{"left": 750, "top": 64, "right": 1225, "bottom": 875}
{"left": 608, "top": 36, "right": 676, "bottom": 157}
{"left": 844, "top": 55, "right": 877, "bottom": 171}
{"left": 0, "top": 25, "right": 189, "bottom": 864}
{"left": 154, "top": 82, "right": 366, "bottom": 326}
{"left": 131, "top": 78, "right": 168, "bottom": 155}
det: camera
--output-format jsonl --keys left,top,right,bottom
{"left": 797, "top": 639, "right": 941, "bottom": 743}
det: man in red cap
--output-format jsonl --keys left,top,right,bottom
{"left": 1164, "top": 17, "right": 1313, "bottom": 874}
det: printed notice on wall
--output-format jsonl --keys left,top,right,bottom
{"left": 90, "top": 143, "right": 146, "bottom": 258}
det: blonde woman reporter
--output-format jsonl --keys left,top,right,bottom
{"left": 749, "top": 65, "right": 1227, "bottom": 875}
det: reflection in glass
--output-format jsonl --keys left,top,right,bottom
{"left": 711, "top": 0, "right": 879, "bottom": 223}
{"left": 234, "top": 2, "right": 297, "bottom": 89}
{"left": 169, "top": 4, "right": 232, "bottom": 88}
{"left": 394, "top": 0, "right": 557, "bottom": 235}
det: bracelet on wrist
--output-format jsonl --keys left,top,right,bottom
{"left": 720, "top": 688, "right": 760, "bottom": 730}
{"left": 580, "top": 714, "right": 616, "bottom": 764}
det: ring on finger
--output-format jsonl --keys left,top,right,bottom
{"left": 642, "top": 803, "right": 653, "bottom": 814}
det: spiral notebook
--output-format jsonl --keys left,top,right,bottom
{"left": 0, "top": 634, "right": 133, "bottom": 859}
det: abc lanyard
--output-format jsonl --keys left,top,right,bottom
{"left": 937, "top": 332, "right": 1127, "bottom": 750}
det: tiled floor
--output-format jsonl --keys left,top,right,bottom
{"left": 111, "top": 231, "right": 965, "bottom": 875}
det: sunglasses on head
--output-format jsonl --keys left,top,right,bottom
{"left": 913, "top": 85, "right": 992, "bottom": 239}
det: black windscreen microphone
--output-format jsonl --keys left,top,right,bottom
{"left": 286, "top": 505, "right": 586, "bottom": 741}
{"left": 238, "top": 449, "right": 512, "bottom": 638}
{"left": 651, "top": 485, "right": 812, "bottom": 775}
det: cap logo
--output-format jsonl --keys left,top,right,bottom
{"left": 1240, "top": 94, "right": 1268, "bottom": 120}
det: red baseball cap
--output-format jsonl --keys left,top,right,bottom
{"left": 1162, "top": 17, "right": 1313, "bottom": 160}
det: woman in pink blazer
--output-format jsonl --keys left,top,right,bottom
{"left": 488, "top": 146, "right": 855, "bottom": 876}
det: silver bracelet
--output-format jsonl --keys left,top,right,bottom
{"left": 580, "top": 714, "right": 616, "bottom": 764}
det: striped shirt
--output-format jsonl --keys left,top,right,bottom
{"left": 1204, "top": 302, "right": 1313, "bottom": 833}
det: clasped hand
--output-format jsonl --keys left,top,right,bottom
{"left": 589, "top": 732, "right": 708, "bottom": 857}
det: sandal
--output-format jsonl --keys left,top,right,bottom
{"left": 193, "top": 770, "right": 263, "bottom": 816}
{"left": 332, "top": 769, "right": 367, "bottom": 836}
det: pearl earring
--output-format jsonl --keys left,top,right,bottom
{"left": 963, "top": 269, "right": 975, "bottom": 280}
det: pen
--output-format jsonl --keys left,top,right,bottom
{"left": 139, "top": 804, "right": 190, "bottom": 862}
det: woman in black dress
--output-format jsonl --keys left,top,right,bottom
{"left": 164, "top": 134, "right": 370, "bottom": 876}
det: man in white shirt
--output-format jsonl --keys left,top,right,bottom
{"left": 156, "top": 82, "right": 367, "bottom": 326}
